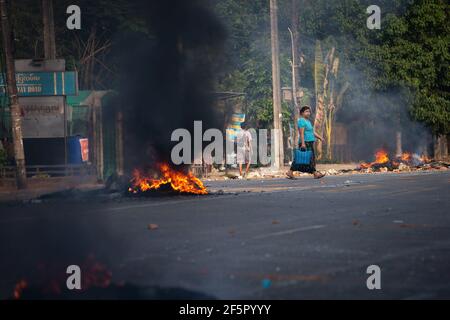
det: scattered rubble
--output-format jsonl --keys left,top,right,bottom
{"left": 325, "top": 169, "right": 339, "bottom": 175}
{"left": 194, "top": 152, "right": 450, "bottom": 183}
{"left": 147, "top": 224, "right": 159, "bottom": 230}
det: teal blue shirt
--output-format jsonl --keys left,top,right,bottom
{"left": 298, "top": 118, "right": 315, "bottom": 142}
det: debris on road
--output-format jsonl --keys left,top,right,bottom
{"left": 326, "top": 169, "right": 339, "bottom": 175}
{"left": 343, "top": 180, "right": 356, "bottom": 186}
{"left": 147, "top": 224, "right": 159, "bottom": 230}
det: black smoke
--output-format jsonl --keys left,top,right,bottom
{"left": 117, "top": 0, "right": 226, "bottom": 172}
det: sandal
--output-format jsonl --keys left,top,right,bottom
{"left": 286, "top": 172, "right": 295, "bottom": 179}
{"left": 314, "top": 172, "right": 325, "bottom": 179}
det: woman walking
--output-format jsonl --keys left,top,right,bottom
{"left": 286, "top": 106, "right": 325, "bottom": 179}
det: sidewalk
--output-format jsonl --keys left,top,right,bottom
{"left": 0, "top": 176, "right": 104, "bottom": 203}
{"left": 204, "top": 163, "right": 359, "bottom": 181}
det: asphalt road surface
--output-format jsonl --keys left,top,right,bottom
{"left": 1, "top": 171, "right": 449, "bottom": 299}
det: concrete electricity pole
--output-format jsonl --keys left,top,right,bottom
{"left": 270, "top": 0, "right": 284, "bottom": 169}
{"left": 289, "top": 0, "right": 300, "bottom": 148}
{"left": 42, "top": 0, "right": 56, "bottom": 59}
{"left": 0, "top": 0, "right": 27, "bottom": 188}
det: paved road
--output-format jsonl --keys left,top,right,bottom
{"left": 0, "top": 171, "right": 449, "bottom": 299}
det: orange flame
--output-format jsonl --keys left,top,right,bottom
{"left": 401, "top": 152, "right": 411, "bottom": 162}
{"left": 374, "top": 149, "right": 389, "bottom": 164}
{"left": 360, "top": 149, "right": 389, "bottom": 169}
{"left": 12, "top": 255, "right": 113, "bottom": 299}
{"left": 129, "top": 163, "right": 208, "bottom": 195}
{"left": 420, "top": 154, "right": 432, "bottom": 163}
{"left": 13, "top": 280, "right": 27, "bottom": 300}
{"left": 360, "top": 149, "right": 389, "bottom": 168}
{"left": 81, "top": 255, "right": 112, "bottom": 289}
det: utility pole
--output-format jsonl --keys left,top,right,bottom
{"left": 116, "top": 111, "right": 124, "bottom": 177}
{"left": 42, "top": 0, "right": 56, "bottom": 59}
{"left": 0, "top": 0, "right": 27, "bottom": 188}
{"left": 289, "top": 0, "right": 300, "bottom": 148}
{"left": 269, "top": 0, "right": 284, "bottom": 169}
{"left": 395, "top": 131, "right": 402, "bottom": 157}
{"left": 288, "top": 27, "right": 298, "bottom": 158}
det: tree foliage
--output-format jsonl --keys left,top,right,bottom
{"left": 215, "top": 0, "right": 449, "bottom": 136}
{"left": 2, "top": 0, "right": 448, "bottom": 135}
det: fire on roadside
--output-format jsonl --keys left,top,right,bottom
{"left": 420, "top": 154, "right": 432, "bottom": 163}
{"left": 128, "top": 163, "right": 208, "bottom": 195}
{"left": 374, "top": 149, "right": 389, "bottom": 164}
{"left": 13, "top": 280, "right": 27, "bottom": 300}
{"left": 11, "top": 255, "right": 112, "bottom": 299}
{"left": 359, "top": 148, "right": 434, "bottom": 171}
{"left": 360, "top": 148, "right": 389, "bottom": 169}
{"left": 401, "top": 152, "right": 412, "bottom": 162}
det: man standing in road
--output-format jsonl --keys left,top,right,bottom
{"left": 237, "top": 122, "right": 253, "bottom": 178}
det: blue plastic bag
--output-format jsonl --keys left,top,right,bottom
{"left": 294, "top": 148, "right": 312, "bottom": 165}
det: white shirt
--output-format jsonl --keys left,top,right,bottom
{"left": 236, "top": 129, "right": 252, "bottom": 152}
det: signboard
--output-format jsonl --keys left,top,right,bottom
{"left": 15, "top": 59, "right": 65, "bottom": 72}
{"left": 0, "top": 71, "right": 78, "bottom": 96}
{"left": 80, "top": 138, "right": 89, "bottom": 162}
{"left": 19, "top": 96, "right": 65, "bottom": 138}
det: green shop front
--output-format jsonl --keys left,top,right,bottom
{"left": 0, "top": 68, "right": 121, "bottom": 181}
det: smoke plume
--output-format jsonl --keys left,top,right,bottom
{"left": 118, "top": 0, "right": 226, "bottom": 172}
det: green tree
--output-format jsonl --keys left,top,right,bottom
{"left": 369, "top": 0, "right": 450, "bottom": 135}
{"left": 8, "top": 0, "right": 148, "bottom": 90}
